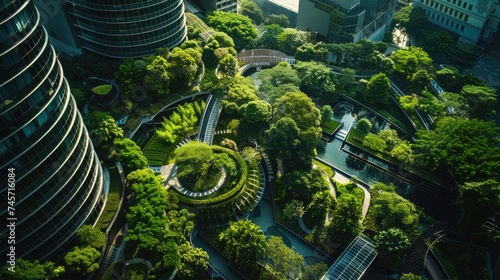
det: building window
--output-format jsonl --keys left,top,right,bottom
{"left": 469, "top": 4, "right": 472, "bottom": 11}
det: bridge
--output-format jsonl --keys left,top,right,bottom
{"left": 197, "top": 94, "right": 222, "bottom": 145}
{"left": 237, "top": 49, "right": 295, "bottom": 73}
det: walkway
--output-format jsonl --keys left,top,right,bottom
{"left": 161, "top": 164, "right": 226, "bottom": 197}
{"left": 197, "top": 94, "right": 222, "bottom": 145}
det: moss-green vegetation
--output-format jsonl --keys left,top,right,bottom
{"left": 95, "top": 165, "right": 123, "bottom": 231}
{"left": 432, "top": 241, "right": 488, "bottom": 280}
{"left": 122, "top": 263, "right": 148, "bottom": 280}
{"left": 92, "top": 84, "right": 112, "bottom": 95}
{"left": 321, "top": 119, "right": 342, "bottom": 134}
{"left": 142, "top": 133, "right": 173, "bottom": 166}
{"left": 101, "top": 261, "right": 124, "bottom": 280}
{"left": 313, "top": 158, "right": 335, "bottom": 178}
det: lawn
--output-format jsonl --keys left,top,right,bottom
{"left": 92, "top": 84, "right": 112, "bottom": 95}
{"left": 95, "top": 165, "right": 123, "bottom": 231}
{"left": 142, "top": 133, "right": 174, "bottom": 166}
{"left": 313, "top": 158, "right": 335, "bottom": 178}
{"left": 321, "top": 119, "right": 342, "bottom": 134}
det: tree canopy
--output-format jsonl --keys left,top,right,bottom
{"left": 413, "top": 117, "right": 500, "bottom": 182}
{"left": 206, "top": 11, "right": 258, "bottom": 51}
{"left": 239, "top": 0, "right": 264, "bottom": 25}
{"left": 364, "top": 72, "right": 391, "bottom": 107}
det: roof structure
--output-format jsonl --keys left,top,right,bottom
{"left": 321, "top": 235, "right": 378, "bottom": 280}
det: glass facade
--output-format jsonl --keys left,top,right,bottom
{"left": 65, "top": 0, "right": 187, "bottom": 59}
{"left": 0, "top": 0, "right": 105, "bottom": 260}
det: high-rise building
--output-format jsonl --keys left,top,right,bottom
{"left": 192, "top": 0, "right": 238, "bottom": 13}
{"left": 0, "top": 0, "right": 106, "bottom": 260}
{"left": 297, "top": 0, "right": 397, "bottom": 43}
{"left": 413, "top": 0, "right": 500, "bottom": 49}
{"left": 59, "top": 0, "right": 188, "bottom": 60}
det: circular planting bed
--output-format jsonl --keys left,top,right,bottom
{"left": 84, "top": 77, "right": 118, "bottom": 106}
{"left": 177, "top": 158, "right": 222, "bottom": 192}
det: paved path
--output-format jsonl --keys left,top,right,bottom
{"left": 161, "top": 164, "right": 226, "bottom": 197}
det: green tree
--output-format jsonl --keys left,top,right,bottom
{"left": 240, "top": 100, "right": 272, "bottom": 123}
{"left": 440, "top": 92, "right": 468, "bottom": 117}
{"left": 320, "top": 105, "right": 334, "bottom": 123}
{"left": 363, "top": 133, "right": 387, "bottom": 152}
{"left": 202, "top": 32, "right": 237, "bottom": 68}
{"left": 391, "top": 47, "right": 433, "bottom": 80}
{"left": 413, "top": 117, "right": 500, "bottom": 182}
{"left": 407, "top": 6, "right": 428, "bottom": 35}
{"left": 216, "top": 76, "right": 259, "bottom": 113}
{"left": 448, "top": 42, "right": 479, "bottom": 69}
{"left": 276, "top": 169, "right": 329, "bottom": 205}
{"left": 219, "top": 220, "right": 266, "bottom": 267}
{"left": 239, "top": 0, "right": 264, "bottom": 25}
{"left": 364, "top": 72, "right": 391, "bottom": 107}
{"left": 265, "top": 236, "right": 304, "bottom": 279}
{"left": 338, "top": 68, "right": 356, "bottom": 90}
{"left": 399, "top": 95, "right": 419, "bottom": 112}
{"left": 460, "top": 85, "right": 497, "bottom": 119}
{"left": 144, "top": 56, "right": 172, "bottom": 95}
{"left": 276, "top": 28, "right": 310, "bottom": 55}
{"left": 328, "top": 194, "right": 363, "bottom": 244}
{"left": 269, "top": 92, "right": 321, "bottom": 170}
{"left": 374, "top": 228, "right": 411, "bottom": 265}
{"left": 401, "top": 273, "right": 425, "bottom": 280}
{"left": 294, "top": 61, "right": 336, "bottom": 96}
{"left": 168, "top": 47, "right": 198, "bottom": 89}
{"left": 206, "top": 11, "right": 258, "bottom": 50}
{"left": 64, "top": 246, "right": 101, "bottom": 275}
{"left": 390, "top": 142, "right": 414, "bottom": 164}
{"left": 435, "top": 67, "right": 461, "bottom": 93}
{"left": 458, "top": 180, "right": 500, "bottom": 238}
{"left": 300, "top": 262, "right": 328, "bottom": 280}
{"left": 356, "top": 118, "right": 372, "bottom": 134}
{"left": 177, "top": 243, "right": 209, "bottom": 279}
{"left": 218, "top": 53, "right": 238, "bottom": 77}
{"left": 282, "top": 199, "right": 305, "bottom": 223}
{"left": 417, "top": 93, "right": 446, "bottom": 116}
{"left": 113, "top": 138, "right": 148, "bottom": 173}
{"left": 377, "top": 129, "right": 402, "bottom": 149}
{"left": 365, "top": 184, "right": 419, "bottom": 233}
{"left": 0, "top": 259, "right": 63, "bottom": 280}
{"left": 410, "top": 69, "right": 432, "bottom": 93}
{"left": 393, "top": 5, "right": 412, "bottom": 31}
{"left": 84, "top": 111, "right": 124, "bottom": 153}
{"left": 264, "top": 14, "right": 290, "bottom": 27}
{"left": 258, "top": 24, "right": 283, "bottom": 49}
{"left": 295, "top": 42, "right": 328, "bottom": 62}
{"left": 257, "top": 62, "right": 301, "bottom": 103}
{"left": 76, "top": 225, "right": 105, "bottom": 249}
{"left": 421, "top": 30, "right": 455, "bottom": 56}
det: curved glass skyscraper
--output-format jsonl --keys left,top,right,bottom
{"left": 65, "top": 0, "right": 187, "bottom": 59}
{"left": 0, "top": 0, "right": 106, "bottom": 260}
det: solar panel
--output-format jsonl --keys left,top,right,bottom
{"left": 322, "top": 236, "right": 378, "bottom": 280}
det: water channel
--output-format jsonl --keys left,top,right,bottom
{"left": 317, "top": 110, "right": 455, "bottom": 220}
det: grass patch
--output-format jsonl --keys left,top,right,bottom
{"left": 92, "top": 84, "right": 112, "bottom": 95}
{"left": 313, "top": 159, "right": 335, "bottom": 178}
{"left": 142, "top": 133, "right": 174, "bottom": 166}
{"left": 95, "top": 165, "right": 123, "bottom": 231}
{"left": 433, "top": 240, "right": 488, "bottom": 280}
{"left": 321, "top": 119, "right": 342, "bottom": 134}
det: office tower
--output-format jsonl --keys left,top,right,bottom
{"left": 0, "top": 0, "right": 106, "bottom": 260}
{"left": 64, "top": 0, "right": 188, "bottom": 60}
{"left": 192, "top": 0, "right": 238, "bottom": 13}
{"left": 414, "top": 0, "right": 500, "bottom": 49}
{"left": 297, "top": 0, "right": 397, "bottom": 43}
